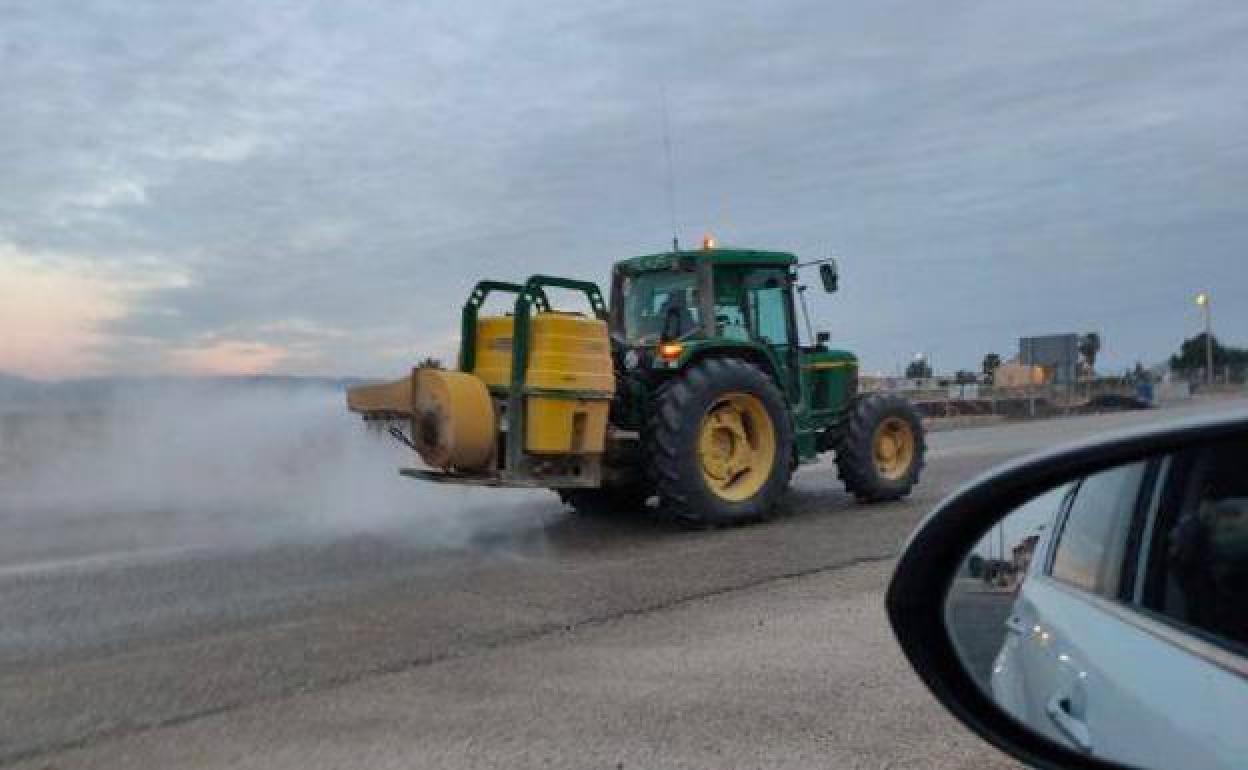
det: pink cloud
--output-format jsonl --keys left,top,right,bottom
{"left": 0, "top": 255, "right": 129, "bottom": 379}
{"left": 167, "top": 339, "right": 290, "bottom": 376}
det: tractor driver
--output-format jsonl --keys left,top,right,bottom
{"left": 659, "top": 289, "right": 698, "bottom": 338}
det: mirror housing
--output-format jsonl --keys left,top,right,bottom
{"left": 887, "top": 412, "right": 1248, "bottom": 770}
{"left": 816, "top": 331, "right": 830, "bottom": 345}
{"left": 819, "top": 261, "right": 838, "bottom": 293}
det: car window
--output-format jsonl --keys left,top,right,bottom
{"left": 1143, "top": 438, "right": 1248, "bottom": 653}
{"left": 1048, "top": 462, "right": 1148, "bottom": 596}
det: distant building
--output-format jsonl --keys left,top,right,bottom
{"left": 861, "top": 375, "right": 947, "bottom": 392}
{"left": 1012, "top": 534, "right": 1040, "bottom": 576}
{"left": 1020, "top": 334, "right": 1080, "bottom": 384}
{"left": 995, "top": 359, "right": 1050, "bottom": 387}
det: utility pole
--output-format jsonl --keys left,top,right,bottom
{"left": 1197, "top": 291, "right": 1213, "bottom": 384}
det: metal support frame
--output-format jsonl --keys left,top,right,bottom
{"left": 446, "top": 275, "right": 609, "bottom": 486}
{"left": 458, "top": 280, "right": 550, "bottom": 373}
{"left": 504, "top": 274, "right": 608, "bottom": 479}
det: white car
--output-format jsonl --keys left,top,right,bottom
{"left": 989, "top": 445, "right": 1248, "bottom": 768}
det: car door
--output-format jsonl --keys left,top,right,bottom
{"left": 990, "top": 483, "right": 1075, "bottom": 724}
{"left": 1003, "top": 454, "right": 1248, "bottom": 768}
{"left": 998, "top": 462, "right": 1149, "bottom": 749}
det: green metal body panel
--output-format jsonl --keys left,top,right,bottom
{"left": 796, "top": 348, "right": 857, "bottom": 456}
{"left": 615, "top": 248, "right": 797, "bottom": 274}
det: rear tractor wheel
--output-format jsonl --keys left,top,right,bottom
{"left": 646, "top": 358, "right": 793, "bottom": 526}
{"left": 835, "top": 393, "right": 925, "bottom": 502}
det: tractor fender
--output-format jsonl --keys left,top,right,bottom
{"left": 678, "top": 344, "right": 786, "bottom": 398}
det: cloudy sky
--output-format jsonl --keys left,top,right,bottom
{"left": 2, "top": 0, "right": 1246, "bottom": 379}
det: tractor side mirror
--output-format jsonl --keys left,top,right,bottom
{"left": 816, "top": 331, "right": 830, "bottom": 345}
{"left": 819, "top": 261, "right": 838, "bottom": 293}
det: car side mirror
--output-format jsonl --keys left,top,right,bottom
{"left": 819, "top": 261, "right": 838, "bottom": 293}
{"left": 887, "top": 413, "right": 1248, "bottom": 770}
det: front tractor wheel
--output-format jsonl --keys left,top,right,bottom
{"left": 646, "top": 358, "right": 793, "bottom": 526}
{"left": 835, "top": 393, "right": 925, "bottom": 502}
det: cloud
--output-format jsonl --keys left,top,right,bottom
{"left": 167, "top": 339, "right": 293, "bottom": 376}
{"left": 2, "top": 0, "right": 1247, "bottom": 378}
{"left": 0, "top": 243, "right": 174, "bottom": 378}
{"left": 155, "top": 134, "right": 264, "bottom": 164}
{"left": 59, "top": 178, "right": 149, "bottom": 211}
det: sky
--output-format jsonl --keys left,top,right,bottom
{"left": 2, "top": 0, "right": 1246, "bottom": 380}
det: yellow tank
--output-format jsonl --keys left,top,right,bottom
{"left": 525, "top": 396, "right": 610, "bottom": 454}
{"left": 471, "top": 312, "right": 614, "bottom": 455}
{"left": 473, "top": 316, "right": 515, "bottom": 389}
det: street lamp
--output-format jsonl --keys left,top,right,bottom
{"left": 1196, "top": 291, "right": 1213, "bottom": 384}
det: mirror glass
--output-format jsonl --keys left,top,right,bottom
{"left": 819, "top": 261, "right": 838, "bottom": 293}
{"left": 944, "top": 437, "right": 1248, "bottom": 769}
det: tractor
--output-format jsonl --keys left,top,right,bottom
{"left": 347, "top": 244, "right": 924, "bottom": 525}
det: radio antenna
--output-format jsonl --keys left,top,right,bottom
{"left": 661, "top": 85, "right": 679, "bottom": 252}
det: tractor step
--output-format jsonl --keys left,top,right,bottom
{"left": 398, "top": 468, "right": 597, "bottom": 488}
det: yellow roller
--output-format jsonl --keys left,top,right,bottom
{"left": 412, "top": 368, "right": 496, "bottom": 471}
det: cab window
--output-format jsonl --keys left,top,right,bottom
{"left": 745, "top": 273, "right": 791, "bottom": 347}
{"left": 713, "top": 268, "right": 793, "bottom": 348}
{"left": 621, "top": 270, "right": 700, "bottom": 343}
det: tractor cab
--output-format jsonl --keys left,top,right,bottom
{"left": 608, "top": 246, "right": 857, "bottom": 446}
{"left": 609, "top": 247, "right": 802, "bottom": 347}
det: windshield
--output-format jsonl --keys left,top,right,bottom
{"left": 620, "top": 270, "right": 700, "bottom": 343}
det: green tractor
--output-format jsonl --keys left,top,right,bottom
{"left": 347, "top": 244, "right": 925, "bottom": 526}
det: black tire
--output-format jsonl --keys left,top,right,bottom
{"left": 835, "top": 393, "right": 925, "bottom": 502}
{"left": 556, "top": 486, "right": 650, "bottom": 516}
{"left": 646, "top": 357, "right": 793, "bottom": 526}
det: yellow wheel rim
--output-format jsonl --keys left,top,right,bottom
{"left": 697, "top": 393, "right": 777, "bottom": 502}
{"left": 873, "top": 416, "right": 915, "bottom": 481}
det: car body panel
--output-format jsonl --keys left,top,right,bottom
{"left": 992, "top": 486, "right": 1248, "bottom": 770}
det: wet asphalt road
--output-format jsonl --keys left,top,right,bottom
{"left": 1, "top": 398, "right": 1243, "bottom": 766}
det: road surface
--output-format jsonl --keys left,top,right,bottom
{"left": 947, "top": 582, "right": 1015, "bottom": 690}
{"left": 2, "top": 398, "right": 1244, "bottom": 768}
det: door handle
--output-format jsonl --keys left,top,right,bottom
{"left": 1004, "top": 615, "right": 1027, "bottom": 634}
{"left": 1046, "top": 693, "right": 1093, "bottom": 753}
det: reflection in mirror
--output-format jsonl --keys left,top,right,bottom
{"left": 944, "top": 439, "right": 1248, "bottom": 769}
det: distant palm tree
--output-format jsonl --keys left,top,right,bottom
{"left": 1078, "top": 333, "right": 1101, "bottom": 376}
{"left": 981, "top": 352, "right": 1002, "bottom": 383}
{"left": 905, "top": 359, "right": 932, "bottom": 379}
